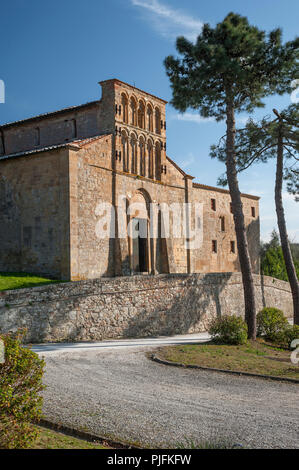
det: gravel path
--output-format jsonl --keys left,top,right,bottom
{"left": 41, "top": 346, "right": 299, "bottom": 448}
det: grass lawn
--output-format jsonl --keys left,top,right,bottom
{"left": 157, "top": 339, "right": 299, "bottom": 380}
{"left": 32, "top": 426, "right": 109, "bottom": 449}
{"left": 0, "top": 272, "right": 63, "bottom": 291}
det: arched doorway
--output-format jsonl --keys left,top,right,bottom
{"left": 128, "top": 191, "right": 151, "bottom": 274}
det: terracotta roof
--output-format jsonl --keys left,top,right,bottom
{"left": 166, "top": 155, "right": 194, "bottom": 179}
{"left": 72, "top": 134, "right": 111, "bottom": 147}
{"left": 0, "top": 100, "right": 99, "bottom": 129}
{"left": 193, "top": 182, "right": 260, "bottom": 200}
{"left": 166, "top": 155, "right": 259, "bottom": 200}
{"left": 0, "top": 134, "right": 112, "bottom": 161}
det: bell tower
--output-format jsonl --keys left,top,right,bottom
{"left": 99, "top": 79, "right": 168, "bottom": 181}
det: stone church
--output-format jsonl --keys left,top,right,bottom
{"left": 0, "top": 79, "right": 260, "bottom": 280}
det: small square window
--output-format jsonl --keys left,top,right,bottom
{"left": 211, "top": 199, "right": 216, "bottom": 211}
{"left": 251, "top": 207, "right": 256, "bottom": 217}
{"left": 230, "top": 202, "right": 233, "bottom": 214}
{"left": 212, "top": 240, "right": 217, "bottom": 253}
{"left": 230, "top": 241, "right": 236, "bottom": 253}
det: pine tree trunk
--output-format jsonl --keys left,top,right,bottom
{"left": 275, "top": 123, "right": 299, "bottom": 324}
{"left": 226, "top": 99, "right": 257, "bottom": 339}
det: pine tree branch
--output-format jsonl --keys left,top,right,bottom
{"left": 237, "top": 143, "right": 277, "bottom": 172}
{"left": 283, "top": 145, "right": 299, "bottom": 159}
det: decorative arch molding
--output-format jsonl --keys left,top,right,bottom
{"left": 138, "top": 131, "right": 147, "bottom": 142}
{"left": 129, "top": 130, "right": 138, "bottom": 140}
{"left": 130, "top": 95, "right": 138, "bottom": 126}
{"left": 155, "top": 106, "right": 161, "bottom": 135}
{"left": 147, "top": 138, "right": 154, "bottom": 179}
{"left": 138, "top": 136, "right": 146, "bottom": 176}
{"left": 127, "top": 188, "right": 153, "bottom": 274}
{"left": 147, "top": 103, "right": 154, "bottom": 132}
{"left": 154, "top": 140, "right": 161, "bottom": 180}
{"left": 121, "top": 129, "right": 129, "bottom": 172}
{"left": 130, "top": 132, "right": 138, "bottom": 174}
{"left": 121, "top": 127, "right": 129, "bottom": 137}
{"left": 137, "top": 100, "right": 146, "bottom": 129}
{"left": 121, "top": 92, "right": 129, "bottom": 124}
{"left": 120, "top": 90, "right": 130, "bottom": 100}
{"left": 129, "top": 189, "right": 152, "bottom": 217}
{"left": 135, "top": 187, "right": 152, "bottom": 203}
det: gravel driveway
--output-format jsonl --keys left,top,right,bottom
{"left": 38, "top": 338, "right": 299, "bottom": 449}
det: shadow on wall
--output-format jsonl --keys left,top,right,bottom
{"left": 246, "top": 215, "right": 260, "bottom": 275}
{"left": 7, "top": 272, "right": 233, "bottom": 343}
{"left": 122, "top": 272, "right": 233, "bottom": 338}
{"left": 260, "top": 273, "right": 267, "bottom": 309}
{"left": 0, "top": 176, "right": 22, "bottom": 272}
{"left": 4, "top": 271, "right": 293, "bottom": 344}
{"left": 0, "top": 175, "right": 62, "bottom": 279}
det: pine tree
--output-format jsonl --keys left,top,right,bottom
{"left": 164, "top": 13, "right": 298, "bottom": 339}
{"left": 212, "top": 105, "right": 299, "bottom": 323}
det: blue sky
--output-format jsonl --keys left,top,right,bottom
{"left": 0, "top": 0, "right": 298, "bottom": 241}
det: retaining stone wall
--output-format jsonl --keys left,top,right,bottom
{"left": 0, "top": 273, "right": 292, "bottom": 343}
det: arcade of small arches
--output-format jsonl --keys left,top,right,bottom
{"left": 120, "top": 92, "right": 165, "bottom": 136}
{"left": 119, "top": 130, "right": 163, "bottom": 180}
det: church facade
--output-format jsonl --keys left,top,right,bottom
{"left": 0, "top": 79, "right": 260, "bottom": 280}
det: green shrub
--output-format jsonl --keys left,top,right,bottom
{"left": 256, "top": 307, "right": 288, "bottom": 341}
{"left": 0, "top": 330, "right": 45, "bottom": 449}
{"left": 209, "top": 315, "right": 248, "bottom": 345}
{"left": 272, "top": 325, "right": 299, "bottom": 349}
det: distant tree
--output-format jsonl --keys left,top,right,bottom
{"left": 261, "top": 230, "right": 299, "bottom": 283}
{"left": 291, "top": 243, "right": 299, "bottom": 261}
{"left": 164, "top": 12, "right": 298, "bottom": 339}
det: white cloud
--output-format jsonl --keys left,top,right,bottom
{"left": 170, "top": 112, "right": 251, "bottom": 126}
{"left": 236, "top": 116, "right": 250, "bottom": 126}
{"left": 179, "top": 152, "right": 196, "bottom": 169}
{"left": 170, "top": 112, "right": 214, "bottom": 124}
{"left": 282, "top": 191, "right": 297, "bottom": 202}
{"left": 242, "top": 188, "right": 266, "bottom": 197}
{"left": 130, "top": 0, "right": 203, "bottom": 41}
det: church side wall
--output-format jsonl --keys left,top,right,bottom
{"left": 0, "top": 149, "right": 71, "bottom": 279}
{"left": 0, "top": 103, "right": 101, "bottom": 156}
{"left": 191, "top": 186, "right": 260, "bottom": 274}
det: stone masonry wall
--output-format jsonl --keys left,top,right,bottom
{"left": 0, "top": 273, "right": 292, "bottom": 343}
{"left": 0, "top": 103, "right": 101, "bottom": 156}
{"left": 0, "top": 148, "right": 71, "bottom": 278}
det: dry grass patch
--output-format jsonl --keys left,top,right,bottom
{"left": 158, "top": 339, "right": 299, "bottom": 380}
{"left": 32, "top": 426, "right": 109, "bottom": 449}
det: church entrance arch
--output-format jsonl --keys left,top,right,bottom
{"left": 128, "top": 191, "right": 151, "bottom": 274}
